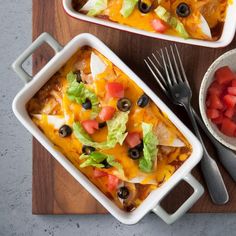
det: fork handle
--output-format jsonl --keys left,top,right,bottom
{"left": 183, "top": 103, "right": 229, "bottom": 204}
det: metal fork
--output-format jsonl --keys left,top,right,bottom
{"left": 146, "top": 49, "right": 236, "bottom": 183}
{"left": 145, "top": 45, "right": 229, "bottom": 204}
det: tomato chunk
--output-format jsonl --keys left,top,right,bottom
{"left": 99, "top": 106, "right": 116, "bottom": 121}
{"left": 207, "top": 94, "right": 224, "bottom": 110}
{"left": 93, "top": 169, "right": 107, "bottom": 178}
{"left": 106, "top": 82, "right": 124, "bottom": 98}
{"left": 224, "top": 108, "right": 235, "bottom": 119}
{"left": 107, "top": 175, "right": 119, "bottom": 192}
{"left": 227, "top": 87, "right": 236, "bottom": 96}
{"left": 207, "top": 109, "right": 220, "bottom": 119}
{"left": 223, "top": 94, "right": 236, "bottom": 108}
{"left": 81, "top": 120, "right": 99, "bottom": 134}
{"left": 207, "top": 82, "right": 223, "bottom": 96}
{"left": 212, "top": 115, "right": 223, "bottom": 125}
{"left": 231, "top": 79, "right": 236, "bottom": 87}
{"left": 221, "top": 118, "right": 236, "bottom": 137}
{"left": 151, "top": 19, "right": 168, "bottom": 33}
{"left": 215, "top": 66, "right": 235, "bottom": 85}
{"left": 125, "top": 132, "right": 141, "bottom": 148}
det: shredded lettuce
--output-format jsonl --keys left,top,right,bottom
{"left": 87, "top": 0, "right": 107, "bottom": 16}
{"left": 139, "top": 122, "right": 158, "bottom": 173}
{"left": 73, "top": 111, "right": 129, "bottom": 149}
{"left": 155, "top": 6, "right": 189, "bottom": 39}
{"left": 66, "top": 71, "right": 100, "bottom": 118}
{"left": 80, "top": 152, "right": 124, "bottom": 174}
{"left": 120, "top": 0, "right": 138, "bottom": 18}
{"left": 105, "top": 111, "right": 129, "bottom": 147}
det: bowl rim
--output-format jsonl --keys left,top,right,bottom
{"left": 199, "top": 48, "right": 236, "bottom": 151}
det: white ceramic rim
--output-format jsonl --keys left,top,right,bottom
{"left": 62, "top": 0, "right": 236, "bottom": 48}
{"left": 199, "top": 48, "right": 236, "bottom": 151}
{"left": 12, "top": 33, "right": 203, "bottom": 225}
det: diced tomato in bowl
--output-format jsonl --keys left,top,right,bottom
{"left": 206, "top": 109, "right": 220, "bottom": 119}
{"left": 215, "top": 66, "right": 235, "bottom": 85}
{"left": 206, "top": 94, "right": 224, "bottom": 110}
{"left": 221, "top": 118, "right": 236, "bottom": 137}
{"left": 223, "top": 95, "right": 236, "bottom": 108}
{"left": 231, "top": 79, "right": 236, "bottom": 87}
{"left": 205, "top": 65, "right": 236, "bottom": 138}
{"left": 227, "top": 87, "right": 236, "bottom": 96}
{"left": 207, "top": 81, "right": 223, "bottom": 96}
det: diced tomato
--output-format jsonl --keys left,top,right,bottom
{"left": 106, "top": 82, "right": 124, "bottom": 98}
{"left": 212, "top": 114, "right": 223, "bottom": 125}
{"left": 227, "top": 87, "right": 236, "bottom": 96}
{"left": 224, "top": 108, "right": 235, "bottom": 119}
{"left": 81, "top": 120, "right": 99, "bottom": 134}
{"left": 223, "top": 94, "right": 236, "bottom": 108}
{"left": 215, "top": 66, "right": 235, "bottom": 85}
{"left": 93, "top": 169, "right": 107, "bottom": 178}
{"left": 151, "top": 19, "right": 168, "bottom": 33}
{"left": 231, "top": 79, "right": 236, "bottom": 87}
{"left": 107, "top": 174, "right": 119, "bottom": 192}
{"left": 207, "top": 82, "right": 223, "bottom": 96}
{"left": 221, "top": 118, "right": 236, "bottom": 137}
{"left": 207, "top": 109, "right": 220, "bottom": 119}
{"left": 207, "top": 94, "right": 224, "bottom": 110}
{"left": 125, "top": 132, "right": 141, "bottom": 148}
{"left": 99, "top": 106, "right": 116, "bottom": 121}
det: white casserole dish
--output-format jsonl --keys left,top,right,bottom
{"left": 12, "top": 32, "right": 204, "bottom": 225}
{"left": 62, "top": 0, "right": 236, "bottom": 48}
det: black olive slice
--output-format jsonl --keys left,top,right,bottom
{"left": 82, "top": 145, "right": 95, "bottom": 155}
{"left": 128, "top": 148, "right": 141, "bottom": 160}
{"left": 101, "top": 159, "right": 112, "bottom": 169}
{"left": 135, "top": 141, "right": 143, "bottom": 151}
{"left": 59, "top": 125, "right": 72, "bottom": 137}
{"left": 74, "top": 70, "right": 82, "bottom": 83}
{"left": 138, "top": 0, "right": 153, "bottom": 14}
{"left": 176, "top": 3, "right": 191, "bottom": 17}
{"left": 117, "top": 98, "right": 132, "bottom": 112}
{"left": 137, "top": 94, "right": 150, "bottom": 108}
{"left": 98, "top": 122, "right": 107, "bottom": 129}
{"left": 117, "top": 186, "right": 130, "bottom": 199}
{"left": 82, "top": 98, "right": 92, "bottom": 110}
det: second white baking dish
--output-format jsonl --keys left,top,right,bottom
{"left": 63, "top": 0, "right": 236, "bottom": 48}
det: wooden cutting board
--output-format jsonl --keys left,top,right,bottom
{"left": 32, "top": 0, "right": 236, "bottom": 214}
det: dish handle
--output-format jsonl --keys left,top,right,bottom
{"left": 152, "top": 173, "right": 204, "bottom": 224}
{"left": 12, "top": 32, "right": 63, "bottom": 83}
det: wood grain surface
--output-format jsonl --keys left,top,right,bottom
{"left": 32, "top": 0, "right": 236, "bottom": 214}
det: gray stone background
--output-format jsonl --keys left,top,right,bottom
{"left": 1, "top": 0, "right": 236, "bottom": 235}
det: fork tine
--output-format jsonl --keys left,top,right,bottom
{"left": 161, "top": 49, "right": 173, "bottom": 87}
{"left": 165, "top": 47, "right": 177, "bottom": 84}
{"left": 151, "top": 53, "right": 168, "bottom": 87}
{"left": 174, "top": 44, "right": 190, "bottom": 87}
{"left": 152, "top": 52, "right": 163, "bottom": 69}
{"left": 144, "top": 58, "right": 168, "bottom": 94}
{"left": 170, "top": 45, "right": 183, "bottom": 83}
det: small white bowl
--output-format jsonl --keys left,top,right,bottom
{"left": 199, "top": 49, "right": 236, "bottom": 151}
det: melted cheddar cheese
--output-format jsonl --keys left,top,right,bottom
{"left": 27, "top": 46, "right": 192, "bottom": 211}
{"left": 74, "top": 0, "right": 230, "bottom": 40}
